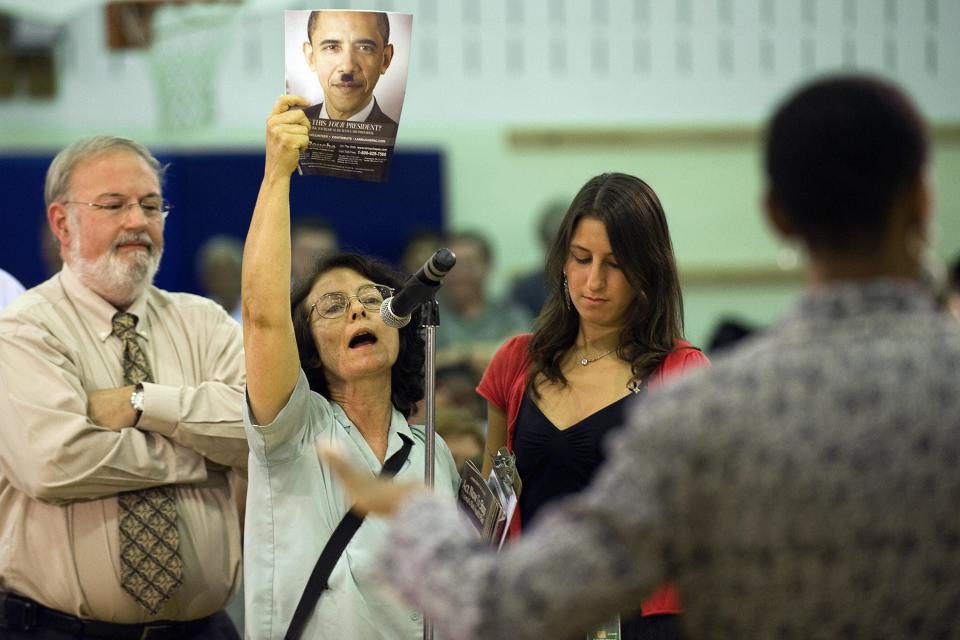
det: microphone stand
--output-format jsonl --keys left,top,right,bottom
{"left": 420, "top": 293, "right": 439, "bottom": 640}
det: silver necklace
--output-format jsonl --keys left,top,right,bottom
{"left": 578, "top": 346, "right": 618, "bottom": 366}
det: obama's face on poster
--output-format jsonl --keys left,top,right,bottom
{"left": 303, "top": 11, "right": 394, "bottom": 120}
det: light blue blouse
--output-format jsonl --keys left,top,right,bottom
{"left": 243, "top": 371, "right": 460, "bottom": 639}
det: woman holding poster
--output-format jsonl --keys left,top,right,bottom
{"left": 240, "top": 95, "right": 459, "bottom": 640}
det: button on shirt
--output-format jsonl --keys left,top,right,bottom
{"left": 0, "top": 265, "right": 247, "bottom": 622}
{"left": 244, "top": 371, "right": 461, "bottom": 640}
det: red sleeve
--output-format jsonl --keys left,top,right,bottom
{"left": 649, "top": 340, "right": 710, "bottom": 390}
{"left": 477, "top": 335, "right": 532, "bottom": 540}
{"left": 641, "top": 583, "right": 683, "bottom": 616}
{"left": 477, "top": 334, "right": 531, "bottom": 440}
{"left": 639, "top": 341, "right": 708, "bottom": 616}
{"left": 477, "top": 335, "right": 525, "bottom": 412}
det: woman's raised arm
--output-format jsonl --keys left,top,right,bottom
{"left": 242, "top": 95, "right": 310, "bottom": 425}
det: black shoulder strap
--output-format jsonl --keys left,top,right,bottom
{"left": 285, "top": 432, "right": 414, "bottom": 640}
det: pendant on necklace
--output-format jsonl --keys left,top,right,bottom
{"left": 578, "top": 347, "right": 617, "bottom": 366}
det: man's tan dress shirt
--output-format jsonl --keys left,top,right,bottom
{"left": 0, "top": 265, "right": 247, "bottom": 623}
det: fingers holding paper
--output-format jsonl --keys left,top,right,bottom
{"left": 265, "top": 94, "right": 310, "bottom": 177}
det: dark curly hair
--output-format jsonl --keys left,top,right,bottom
{"left": 290, "top": 252, "right": 424, "bottom": 418}
{"left": 528, "top": 172, "right": 685, "bottom": 395}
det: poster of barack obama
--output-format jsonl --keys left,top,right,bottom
{"left": 284, "top": 10, "right": 411, "bottom": 182}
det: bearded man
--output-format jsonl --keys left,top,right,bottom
{"left": 0, "top": 136, "right": 247, "bottom": 639}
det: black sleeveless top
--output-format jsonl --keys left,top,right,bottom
{"left": 513, "top": 391, "right": 680, "bottom": 640}
{"left": 513, "top": 392, "right": 633, "bottom": 527}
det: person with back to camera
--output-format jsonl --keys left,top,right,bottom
{"left": 322, "top": 74, "right": 960, "bottom": 640}
{"left": 476, "top": 172, "right": 709, "bottom": 639}
{"left": 240, "top": 94, "right": 460, "bottom": 639}
{"left": 301, "top": 10, "right": 397, "bottom": 126}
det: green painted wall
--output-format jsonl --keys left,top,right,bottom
{"left": 402, "top": 123, "right": 960, "bottom": 347}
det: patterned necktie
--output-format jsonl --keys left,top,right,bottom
{"left": 112, "top": 312, "right": 183, "bottom": 614}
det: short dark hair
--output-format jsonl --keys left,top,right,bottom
{"left": 446, "top": 230, "right": 493, "bottom": 267}
{"left": 435, "top": 407, "right": 484, "bottom": 446}
{"left": 537, "top": 200, "right": 568, "bottom": 249}
{"left": 291, "top": 252, "right": 424, "bottom": 418}
{"left": 307, "top": 10, "right": 390, "bottom": 47}
{"left": 529, "top": 172, "right": 685, "bottom": 392}
{"left": 765, "top": 74, "right": 928, "bottom": 251}
{"left": 399, "top": 227, "right": 443, "bottom": 274}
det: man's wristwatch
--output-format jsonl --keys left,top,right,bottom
{"left": 130, "top": 382, "right": 145, "bottom": 424}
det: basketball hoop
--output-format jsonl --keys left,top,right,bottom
{"left": 145, "top": 2, "right": 240, "bottom": 132}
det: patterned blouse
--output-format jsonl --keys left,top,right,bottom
{"left": 379, "top": 280, "right": 960, "bottom": 639}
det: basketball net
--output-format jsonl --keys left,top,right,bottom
{"left": 146, "top": 2, "right": 240, "bottom": 132}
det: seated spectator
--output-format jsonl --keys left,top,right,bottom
{"left": 507, "top": 199, "right": 567, "bottom": 317}
{"left": 436, "top": 230, "right": 532, "bottom": 377}
{"left": 435, "top": 406, "right": 485, "bottom": 473}
{"left": 399, "top": 227, "right": 444, "bottom": 276}
{"left": 408, "top": 361, "right": 486, "bottom": 428}
{"left": 197, "top": 235, "right": 243, "bottom": 323}
{"left": 435, "top": 362, "right": 486, "bottom": 421}
{"left": 291, "top": 215, "right": 339, "bottom": 286}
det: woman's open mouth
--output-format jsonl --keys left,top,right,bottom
{"left": 348, "top": 331, "right": 378, "bottom": 349}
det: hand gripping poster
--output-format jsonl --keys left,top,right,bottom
{"left": 285, "top": 10, "right": 412, "bottom": 182}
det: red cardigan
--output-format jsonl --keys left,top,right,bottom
{"left": 477, "top": 333, "right": 710, "bottom": 616}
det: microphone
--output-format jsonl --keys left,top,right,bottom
{"left": 380, "top": 248, "right": 457, "bottom": 328}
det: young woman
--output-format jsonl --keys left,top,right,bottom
{"left": 478, "top": 173, "right": 708, "bottom": 639}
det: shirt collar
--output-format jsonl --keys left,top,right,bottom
{"left": 319, "top": 97, "right": 376, "bottom": 122}
{"left": 60, "top": 263, "right": 151, "bottom": 343}
{"left": 329, "top": 400, "right": 416, "bottom": 459}
{"left": 783, "top": 278, "right": 935, "bottom": 325}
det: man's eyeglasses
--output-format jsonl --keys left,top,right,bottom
{"left": 62, "top": 198, "right": 172, "bottom": 221}
{"left": 310, "top": 284, "right": 394, "bottom": 320}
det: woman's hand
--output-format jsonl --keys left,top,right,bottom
{"left": 265, "top": 94, "right": 310, "bottom": 179}
{"left": 318, "top": 444, "right": 425, "bottom": 517}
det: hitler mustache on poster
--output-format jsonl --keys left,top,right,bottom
{"left": 285, "top": 9, "right": 412, "bottom": 182}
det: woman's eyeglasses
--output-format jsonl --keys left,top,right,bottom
{"left": 310, "top": 284, "right": 394, "bottom": 320}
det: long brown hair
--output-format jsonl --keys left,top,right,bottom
{"left": 527, "top": 173, "right": 684, "bottom": 395}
